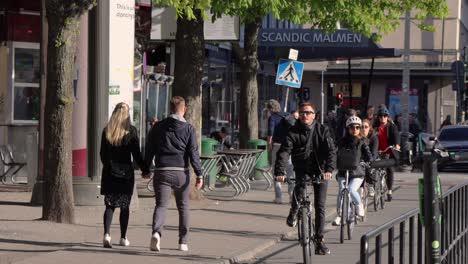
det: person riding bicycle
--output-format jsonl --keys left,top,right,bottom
{"left": 274, "top": 102, "right": 336, "bottom": 255}
{"left": 374, "top": 106, "right": 400, "bottom": 202}
{"left": 332, "top": 116, "right": 372, "bottom": 226}
{"left": 361, "top": 119, "right": 379, "bottom": 196}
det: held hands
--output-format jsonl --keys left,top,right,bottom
{"left": 323, "top": 172, "right": 332, "bottom": 181}
{"left": 195, "top": 178, "right": 204, "bottom": 190}
{"left": 275, "top": 175, "right": 286, "bottom": 183}
{"left": 142, "top": 172, "right": 152, "bottom": 179}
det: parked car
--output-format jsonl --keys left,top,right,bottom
{"left": 436, "top": 125, "right": 468, "bottom": 171}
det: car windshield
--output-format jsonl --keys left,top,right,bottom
{"left": 438, "top": 127, "right": 468, "bottom": 141}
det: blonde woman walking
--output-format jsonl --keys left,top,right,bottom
{"left": 100, "top": 102, "right": 149, "bottom": 248}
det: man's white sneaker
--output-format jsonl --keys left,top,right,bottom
{"left": 358, "top": 203, "right": 365, "bottom": 217}
{"left": 179, "top": 244, "right": 189, "bottom": 251}
{"left": 332, "top": 216, "right": 341, "bottom": 226}
{"left": 103, "top": 234, "right": 112, "bottom": 248}
{"left": 119, "top": 238, "right": 130, "bottom": 246}
{"left": 150, "top": 232, "right": 161, "bottom": 251}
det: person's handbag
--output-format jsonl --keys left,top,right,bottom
{"left": 109, "top": 161, "right": 133, "bottom": 180}
{"left": 337, "top": 147, "right": 360, "bottom": 171}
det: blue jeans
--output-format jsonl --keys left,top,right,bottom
{"left": 152, "top": 170, "right": 190, "bottom": 244}
{"left": 336, "top": 177, "right": 364, "bottom": 215}
{"left": 271, "top": 143, "right": 295, "bottom": 201}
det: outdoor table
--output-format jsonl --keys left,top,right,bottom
{"left": 216, "top": 149, "right": 263, "bottom": 196}
{"left": 200, "top": 154, "right": 224, "bottom": 191}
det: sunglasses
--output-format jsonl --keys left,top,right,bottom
{"left": 299, "top": 111, "right": 315, "bottom": 116}
{"left": 379, "top": 115, "right": 388, "bottom": 118}
{"left": 348, "top": 125, "right": 361, "bottom": 130}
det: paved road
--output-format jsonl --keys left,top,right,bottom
{"left": 242, "top": 172, "right": 468, "bottom": 264}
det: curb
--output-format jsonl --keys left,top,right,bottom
{"left": 229, "top": 210, "right": 336, "bottom": 264}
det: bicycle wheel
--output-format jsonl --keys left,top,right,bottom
{"left": 380, "top": 172, "right": 387, "bottom": 209}
{"left": 361, "top": 185, "right": 368, "bottom": 222}
{"left": 300, "top": 207, "right": 312, "bottom": 264}
{"left": 347, "top": 203, "right": 355, "bottom": 240}
{"left": 340, "top": 190, "right": 348, "bottom": 244}
{"left": 373, "top": 180, "right": 381, "bottom": 211}
{"left": 297, "top": 212, "right": 303, "bottom": 242}
{"left": 147, "top": 177, "right": 154, "bottom": 192}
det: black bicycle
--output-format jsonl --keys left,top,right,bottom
{"left": 372, "top": 146, "right": 400, "bottom": 211}
{"left": 289, "top": 176, "right": 321, "bottom": 264}
{"left": 338, "top": 167, "right": 356, "bottom": 243}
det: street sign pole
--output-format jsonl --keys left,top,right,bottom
{"left": 321, "top": 70, "right": 325, "bottom": 124}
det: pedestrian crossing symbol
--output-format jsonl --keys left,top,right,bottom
{"left": 275, "top": 59, "right": 304, "bottom": 88}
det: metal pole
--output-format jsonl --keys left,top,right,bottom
{"left": 284, "top": 86, "right": 289, "bottom": 112}
{"left": 440, "top": 18, "right": 445, "bottom": 68}
{"left": 423, "top": 152, "right": 441, "bottom": 264}
{"left": 321, "top": 70, "right": 324, "bottom": 124}
{"left": 348, "top": 58, "right": 352, "bottom": 107}
{"left": 402, "top": 10, "right": 410, "bottom": 134}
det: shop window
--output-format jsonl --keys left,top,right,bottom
{"left": 12, "top": 42, "right": 40, "bottom": 123}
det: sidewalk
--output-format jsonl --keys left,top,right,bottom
{"left": 0, "top": 177, "right": 338, "bottom": 264}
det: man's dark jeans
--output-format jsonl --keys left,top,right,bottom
{"left": 291, "top": 173, "right": 328, "bottom": 239}
{"left": 152, "top": 170, "right": 190, "bottom": 244}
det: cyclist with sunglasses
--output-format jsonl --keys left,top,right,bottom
{"left": 274, "top": 102, "right": 336, "bottom": 255}
{"left": 374, "top": 106, "right": 400, "bottom": 201}
{"left": 332, "top": 116, "right": 372, "bottom": 226}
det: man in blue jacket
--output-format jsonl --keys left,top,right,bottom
{"left": 143, "top": 96, "right": 203, "bottom": 252}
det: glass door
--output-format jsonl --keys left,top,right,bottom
{"left": 11, "top": 42, "right": 40, "bottom": 124}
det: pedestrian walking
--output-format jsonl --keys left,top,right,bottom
{"left": 143, "top": 96, "right": 204, "bottom": 252}
{"left": 266, "top": 99, "right": 295, "bottom": 204}
{"left": 274, "top": 102, "right": 336, "bottom": 255}
{"left": 100, "top": 102, "right": 149, "bottom": 248}
{"left": 332, "top": 116, "right": 372, "bottom": 226}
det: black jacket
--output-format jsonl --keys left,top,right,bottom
{"left": 364, "top": 132, "right": 379, "bottom": 160}
{"left": 275, "top": 121, "right": 336, "bottom": 177}
{"left": 100, "top": 126, "right": 149, "bottom": 195}
{"left": 336, "top": 135, "right": 372, "bottom": 179}
{"left": 375, "top": 121, "right": 400, "bottom": 147}
{"left": 145, "top": 116, "right": 203, "bottom": 177}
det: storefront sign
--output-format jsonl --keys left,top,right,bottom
{"left": 108, "top": 0, "right": 135, "bottom": 116}
{"left": 388, "top": 87, "right": 419, "bottom": 118}
{"left": 151, "top": 7, "right": 240, "bottom": 40}
{"left": 259, "top": 29, "right": 370, "bottom": 48}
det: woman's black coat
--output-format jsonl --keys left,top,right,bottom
{"left": 336, "top": 135, "right": 372, "bottom": 179}
{"left": 100, "top": 126, "right": 149, "bottom": 195}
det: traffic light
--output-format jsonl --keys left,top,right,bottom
{"left": 336, "top": 92, "right": 343, "bottom": 106}
{"left": 452, "top": 60, "right": 466, "bottom": 92}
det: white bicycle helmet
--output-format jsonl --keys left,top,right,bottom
{"left": 346, "top": 115, "right": 362, "bottom": 127}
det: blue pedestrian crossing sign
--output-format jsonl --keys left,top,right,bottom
{"left": 275, "top": 59, "right": 304, "bottom": 88}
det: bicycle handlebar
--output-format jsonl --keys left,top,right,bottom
{"left": 380, "top": 145, "right": 401, "bottom": 153}
{"left": 370, "top": 159, "right": 397, "bottom": 168}
{"left": 287, "top": 176, "right": 322, "bottom": 185}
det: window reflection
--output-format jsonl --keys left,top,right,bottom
{"left": 13, "top": 86, "right": 39, "bottom": 121}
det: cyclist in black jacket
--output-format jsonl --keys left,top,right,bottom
{"left": 275, "top": 102, "right": 336, "bottom": 255}
{"left": 332, "top": 116, "right": 372, "bottom": 226}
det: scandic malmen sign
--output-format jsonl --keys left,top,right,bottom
{"left": 259, "top": 29, "right": 371, "bottom": 48}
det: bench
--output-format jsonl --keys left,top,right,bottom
{"left": 0, "top": 145, "right": 27, "bottom": 184}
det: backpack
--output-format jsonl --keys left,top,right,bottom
{"left": 272, "top": 112, "right": 296, "bottom": 142}
{"left": 279, "top": 113, "right": 296, "bottom": 131}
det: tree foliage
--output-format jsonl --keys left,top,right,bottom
{"left": 154, "top": 0, "right": 448, "bottom": 148}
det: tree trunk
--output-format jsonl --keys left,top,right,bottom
{"left": 239, "top": 19, "right": 261, "bottom": 148}
{"left": 172, "top": 10, "right": 204, "bottom": 200}
{"left": 42, "top": 0, "right": 94, "bottom": 223}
